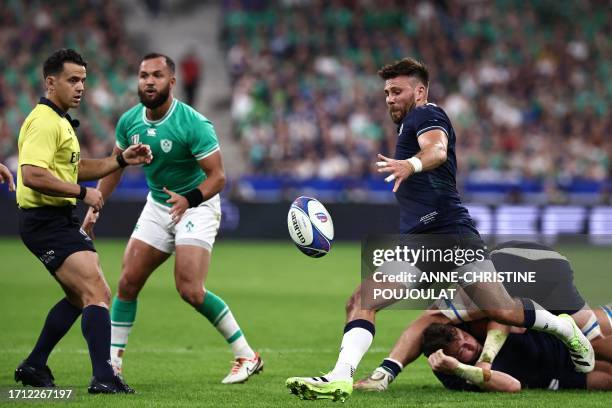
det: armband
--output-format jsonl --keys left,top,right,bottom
{"left": 184, "top": 188, "right": 204, "bottom": 208}
{"left": 77, "top": 185, "right": 87, "bottom": 200}
{"left": 407, "top": 157, "right": 423, "bottom": 173}
{"left": 477, "top": 329, "right": 508, "bottom": 364}
{"left": 116, "top": 152, "right": 128, "bottom": 168}
{"left": 454, "top": 363, "right": 485, "bottom": 385}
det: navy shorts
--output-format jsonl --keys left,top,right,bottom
{"left": 19, "top": 206, "right": 96, "bottom": 274}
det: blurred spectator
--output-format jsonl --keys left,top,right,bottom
{"left": 221, "top": 0, "right": 611, "bottom": 200}
{"left": 0, "top": 0, "right": 140, "bottom": 168}
{"left": 180, "top": 50, "right": 203, "bottom": 107}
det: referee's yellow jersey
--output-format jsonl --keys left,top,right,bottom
{"left": 17, "top": 97, "right": 81, "bottom": 208}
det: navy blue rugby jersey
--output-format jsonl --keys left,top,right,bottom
{"left": 435, "top": 330, "right": 587, "bottom": 391}
{"left": 394, "top": 103, "right": 476, "bottom": 234}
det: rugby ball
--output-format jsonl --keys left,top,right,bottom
{"left": 287, "top": 196, "right": 334, "bottom": 258}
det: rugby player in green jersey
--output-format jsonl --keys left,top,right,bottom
{"left": 83, "top": 53, "right": 263, "bottom": 384}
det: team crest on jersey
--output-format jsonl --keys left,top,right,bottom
{"left": 147, "top": 128, "right": 157, "bottom": 136}
{"left": 131, "top": 134, "right": 140, "bottom": 144}
{"left": 160, "top": 139, "right": 173, "bottom": 153}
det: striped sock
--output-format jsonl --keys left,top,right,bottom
{"left": 110, "top": 296, "right": 137, "bottom": 371}
{"left": 197, "top": 291, "right": 255, "bottom": 359}
{"left": 603, "top": 304, "right": 612, "bottom": 330}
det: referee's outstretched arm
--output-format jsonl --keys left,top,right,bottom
{"left": 77, "top": 143, "right": 152, "bottom": 181}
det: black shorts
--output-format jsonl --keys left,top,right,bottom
{"left": 491, "top": 241, "right": 585, "bottom": 314}
{"left": 19, "top": 206, "right": 96, "bottom": 274}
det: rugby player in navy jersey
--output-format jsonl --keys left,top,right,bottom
{"left": 423, "top": 323, "right": 612, "bottom": 392}
{"left": 356, "top": 240, "right": 612, "bottom": 391}
{"left": 286, "top": 58, "right": 593, "bottom": 402}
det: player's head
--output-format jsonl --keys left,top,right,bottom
{"left": 43, "top": 49, "right": 87, "bottom": 111}
{"left": 378, "top": 58, "right": 429, "bottom": 124}
{"left": 422, "top": 323, "right": 482, "bottom": 364}
{"left": 138, "top": 53, "right": 176, "bottom": 109}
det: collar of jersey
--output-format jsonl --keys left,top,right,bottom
{"left": 142, "top": 98, "right": 178, "bottom": 126}
{"left": 38, "top": 97, "right": 80, "bottom": 129}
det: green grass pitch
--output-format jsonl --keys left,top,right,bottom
{"left": 0, "top": 238, "right": 610, "bottom": 407}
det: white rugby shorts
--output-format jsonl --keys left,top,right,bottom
{"left": 131, "top": 193, "right": 221, "bottom": 253}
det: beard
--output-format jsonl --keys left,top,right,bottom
{"left": 138, "top": 84, "right": 170, "bottom": 109}
{"left": 388, "top": 99, "right": 416, "bottom": 124}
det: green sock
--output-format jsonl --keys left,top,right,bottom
{"left": 110, "top": 296, "right": 137, "bottom": 368}
{"left": 197, "top": 291, "right": 255, "bottom": 358}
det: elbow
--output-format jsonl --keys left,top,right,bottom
{"left": 503, "top": 378, "right": 521, "bottom": 393}
{"left": 215, "top": 172, "right": 226, "bottom": 193}
{"left": 21, "top": 171, "right": 37, "bottom": 190}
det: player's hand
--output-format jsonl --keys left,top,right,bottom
{"left": 428, "top": 349, "right": 459, "bottom": 374}
{"left": 122, "top": 143, "right": 153, "bottom": 165}
{"left": 0, "top": 163, "right": 15, "bottom": 192}
{"left": 163, "top": 186, "right": 188, "bottom": 223}
{"left": 84, "top": 187, "right": 104, "bottom": 212}
{"left": 82, "top": 207, "right": 99, "bottom": 239}
{"left": 376, "top": 153, "right": 415, "bottom": 193}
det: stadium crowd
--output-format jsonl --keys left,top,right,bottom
{"left": 222, "top": 0, "right": 611, "bottom": 191}
{"left": 0, "top": 0, "right": 141, "bottom": 170}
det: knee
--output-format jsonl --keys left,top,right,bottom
{"left": 345, "top": 292, "right": 360, "bottom": 315}
{"left": 82, "top": 281, "right": 111, "bottom": 308}
{"left": 177, "top": 283, "right": 204, "bottom": 307}
{"left": 118, "top": 273, "right": 141, "bottom": 300}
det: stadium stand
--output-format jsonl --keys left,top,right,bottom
{"left": 221, "top": 0, "right": 611, "bottom": 203}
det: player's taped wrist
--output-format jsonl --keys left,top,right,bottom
{"left": 406, "top": 157, "right": 423, "bottom": 173}
{"left": 184, "top": 188, "right": 204, "bottom": 208}
{"left": 116, "top": 152, "right": 128, "bottom": 168}
{"left": 477, "top": 329, "right": 508, "bottom": 364}
{"left": 454, "top": 363, "right": 491, "bottom": 385}
{"left": 77, "top": 185, "right": 87, "bottom": 200}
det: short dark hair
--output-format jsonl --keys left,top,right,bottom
{"left": 378, "top": 57, "right": 429, "bottom": 87}
{"left": 141, "top": 53, "right": 176, "bottom": 73}
{"left": 422, "top": 323, "right": 457, "bottom": 357}
{"left": 43, "top": 49, "right": 87, "bottom": 78}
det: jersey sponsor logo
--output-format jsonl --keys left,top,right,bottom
{"left": 147, "top": 128, "right": 157, "bottom": 137}
{"left": 131, "top": 134, "right": 140, "bottom": 144}
{"left": 420, "top": 211, "right": 438, "bottom": 224}
{"left": 398, "top": 124, "right": 404, "bottom": 135}
{"left": 160, "top": 139, "right": 173, "bottom": 153}
{"left": 39, "top": 250, "right": 55, "bottom": 265}
{"left": 70, "top": 152, "right": 80, "bottom": 163}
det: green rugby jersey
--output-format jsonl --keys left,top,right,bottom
{"left": 115, "top": 98, "right": 219, "bottom": 206}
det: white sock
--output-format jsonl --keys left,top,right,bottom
{"left": 328, "top": 327, "right": 374, "bottom": 380}
{"left": 531, "top": 306, "right": 573, "bottom": 339}
{"left": 216, "top": 310, "right": 256, "bottom": 359}
{"left": 110, "top": 325, "right": 132, "bottom": 370}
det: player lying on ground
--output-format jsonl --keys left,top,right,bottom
{"left": 423, "top": 322, "right": 612, "bottom": 392}
{"left": 286, "top": 58, "right": 593, "bottom": 402}
{"left": 356, "top": 240, "right": 612, "bottom": 391}
{"left": 82, "top": 53, "right": 262, "bottom": 384}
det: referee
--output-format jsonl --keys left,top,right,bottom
{"left": 14, "top": 49, "right": 151, "bottom": 394}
